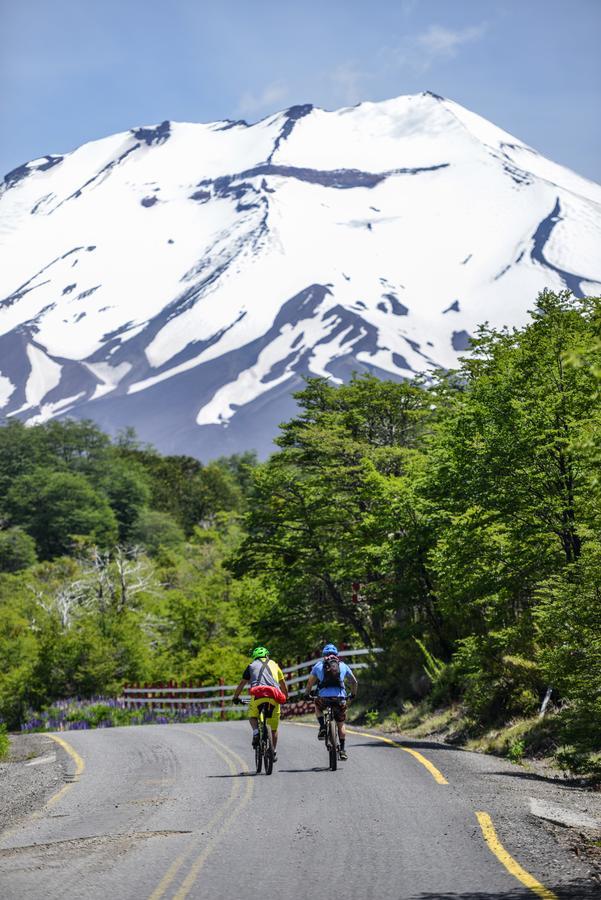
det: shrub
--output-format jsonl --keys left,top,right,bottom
{"left": 453, "top": 633, "right": 544, "bottom": 725}
{"left": 507, "top": 738, "right": 526, "bottom": 764}
{"left": 0, "top": 724, "right": 8, "bottom": 759}
{"left": 364, "top": 709, "right": 379, "bottom": 728}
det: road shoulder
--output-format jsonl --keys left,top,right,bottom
{"left": 0, "top": 733, "right": 66, "bottom": 836}
{"left": 352, "top": 724, "right": 601, "bottom": 897}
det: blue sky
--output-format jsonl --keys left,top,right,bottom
{"left": 2, "top": 0, "right": 600, "bottom": 182}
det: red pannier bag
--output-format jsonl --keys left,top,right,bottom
{"left": 249, "top": 684, "right": 287, "bottom": 704}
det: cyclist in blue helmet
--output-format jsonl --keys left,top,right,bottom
{"left": 304, "top": 643, "right": 358, "bottom": 761}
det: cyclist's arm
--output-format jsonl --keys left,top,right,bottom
{"left": 305, "top": 673, "right": 318, "bottom": 694}
{"left": 232, "top": 678, "right": 248, "bottom": 702}
{"left": 278, "top": 677, "right": 289, "bottom": 700}
{"left": 346, "top": 669, "right": 358, "bottom": 697}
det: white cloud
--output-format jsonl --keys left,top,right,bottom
{"left": 391, "top": 21, "right": 487, "bottom": 75}
{"left": 417, "top": 24, "right": 487, "bottom": 58}
{"left": 236, "top": 82, "right": 288, "bottom": 118}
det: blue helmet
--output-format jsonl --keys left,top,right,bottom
{"left": 322, "top": 643, "right": 338, "bottom": 656}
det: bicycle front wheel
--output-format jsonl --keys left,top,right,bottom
{"left": 328, "top": 719, "right": 338, "bottom": 771}
{"left": 255, "top": 739, "right": 263, "bottom": 774}
{"left": 264, "top": 727, "right": 274, "bottom": 775}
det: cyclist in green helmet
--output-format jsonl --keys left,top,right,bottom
{"left": 232, "top": 646, "right": 288, "bottom": 762}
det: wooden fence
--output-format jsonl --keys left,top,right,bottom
{"left": 122, "top": 647, "right": 383, "bottom": 718}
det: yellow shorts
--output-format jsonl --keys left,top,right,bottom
{"left": 247, "top": 697, "right": 281, "bottom": 731}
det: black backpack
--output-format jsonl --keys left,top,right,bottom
{"left": 321, "top": 655, "right": 342, "bottom": 688}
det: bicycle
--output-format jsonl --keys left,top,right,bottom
{"left": 308, "top": 691, "right": 354, "bottom": 771}
{"left": 321, "top": 699, "right": 341, "bottom": 771}
{"left": 239, "top": 698, "right": 275, "bottom": 775}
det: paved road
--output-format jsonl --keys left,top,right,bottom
{"left": 0, "top": 722, "right": 597, "bottom": 900}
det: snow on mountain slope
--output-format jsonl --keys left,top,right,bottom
{"left": 1, "top": 92, "right": 600, "bottom": 458}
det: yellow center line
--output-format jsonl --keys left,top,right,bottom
{"left": 148, "top": 733, "right": 240, "bottom": 900}
{"left": 170, "top": 731, "right": 253, "bottom": 900}
{"left": 149, "top": 729, "right": 253, "bottom": 900}
{"left": 285, "top": 721, "right": 448, "bottom": 785}
{"left": 476, "top": 811, "right": 558, "bottom": 900}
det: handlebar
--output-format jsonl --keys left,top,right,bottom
{"left": 236, "top": 692, "right": 355, "bottom": 705}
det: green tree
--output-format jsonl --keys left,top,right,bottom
{"left": 6, "top": 469, "right": 118, "bottom": 558}
{"left": 233, "top": 375, "right": 431, "bottom": 648}
{"left": 131, "top": 509, "right": 186, "bottom": 555}
{"left": 95, "top": 458, "right": 150, "bottom": 541}
{"left": 535, "top": 543, "right": 601, "bottom": 762}
{"left": 421, "top": 291, "right": 601, "bottom": 725}
{"left": 0, "top": 527, "right": 37, "bottom": 572}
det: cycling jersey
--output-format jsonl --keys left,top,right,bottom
{"left": 242, "top": 658, "right": 285, "bottom": 731}
{"left": 311, "top": 659, "right": 355, "bottom": 698}
{"left": 242, "top": 658, "right": 284, "bottom": 688}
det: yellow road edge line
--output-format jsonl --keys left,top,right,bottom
{"left": 47, "top": 734, "right": 85, "bottom": 777}
{"left": 285, "top": 721, "right": 318, "bottom": 729}
{"left": 399, "top": 745, "right": 448, "bottom": 785}
{"left": 476, "top": 811, "right": 558, "bottom": 900}
{"left": 45, "top": 734, "right": 85, "bottom": 807}
{"left": 346, "top": 728, "right": 448, "bottom": 785}
{"left": 171, "top": 731, "right": 253, "bottom": 900}
{"left": 286, "top": 722, "right": 448, "bottom": 785}
{"left": 0, "top": 733, "right": 85, "bottom": 842}
{"left": 148, "top": 733, "right": 240, "bottom": 900}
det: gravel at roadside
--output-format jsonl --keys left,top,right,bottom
{"left": 0, "top": 733, "right": 66, "bottom": 836}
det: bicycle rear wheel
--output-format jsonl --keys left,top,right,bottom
{"left": 263, "top": 726, "right": 274, "bottom": 775}
{"left": 328, "top": 719, "right": 338, "bottom": 771}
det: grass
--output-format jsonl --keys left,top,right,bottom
{"left": 380, "top": 702, "right": 468, "bottom": 740}
{"left": 377, "top": 701, "right": 601, "bottom": 782}
{"left": 0, "top": 724, "right": 9, "bottom": 760}
{"left": 369, "top": 700, "right": 573, "bottom": 769}
{"left": 465, "top": 714, "right": 559, "bottom": 759}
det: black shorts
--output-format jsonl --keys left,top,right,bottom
{"left": 315, "top": 697, "right": 347, "bottom": 722}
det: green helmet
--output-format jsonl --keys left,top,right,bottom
{"left": 251, "top": 646, "right": 269, "bottom": 660}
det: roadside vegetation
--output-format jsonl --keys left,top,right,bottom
{"left": 18, "top": 698, "right": 244, "bottom": 732}
{"left": 0, "top": 725, "right": 8, "bottom": 760}
{"left": 0, "top": 290, "right": 599, "bottom": 777}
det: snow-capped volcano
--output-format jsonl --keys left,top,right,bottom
{"left": 1, "top": 92, "right": 600, "bottom": 457}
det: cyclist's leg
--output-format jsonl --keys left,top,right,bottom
{"left": 267, "top": 701, "right": 280, "bottom": 749}
{"left": 334, "top": 701, "right": 348, "bottom": 749}
{"left": 314, "top": 697, "right": 322, "bottom": 721}
{"left": 248, "top": 696, "right": 261, "bottom": 744}
{"left": 315, "top": 696, "right": 326, "bottom": 738}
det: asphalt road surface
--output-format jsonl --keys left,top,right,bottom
{"left": 0, "top": 722, "right": 597, "bottom": 900}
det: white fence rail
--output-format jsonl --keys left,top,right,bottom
{"left": 122, "top": 648, "right": 383, "bottom": 716}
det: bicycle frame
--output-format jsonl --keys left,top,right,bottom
{"left": 239, "top": 696, "right": 275, "bottom": 775}
{"left": 255, "top": 701, "right": 275, "bottom": 775}
{"left": 321, "top": 700, "right": 341, "bottom": 771}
